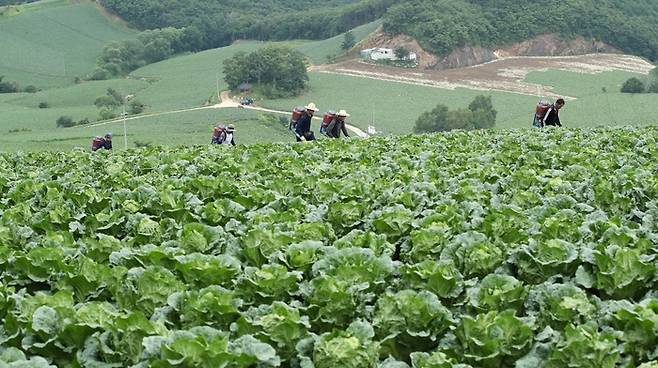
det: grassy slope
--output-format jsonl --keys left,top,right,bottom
{"left": 0, "top": 15, "right": 382, "bottom": 151}
{"left": 2, "top": 109, "right": 292, "bottom": 151}
{"left": 525, "top": 70, "right": 658, "bottom": 127}
{"left": 296, "top": 20, "right": 382, "bottom": 65}
{"left": 260, "top": 73, "right": 540, "bottom": 133}
{"left": 1, "top": 2, "right": 657, "bottom": 152}
{"left": 129, "top": 41, "right": 306, "bottom": 112}
{"left": 0, "top": 0, "right": 136, "bottom": 88}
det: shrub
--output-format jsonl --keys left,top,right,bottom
{"left": 342, "top": 31, "right": 356, "bottom": 50}
{"left": 23, "top": 85, "right": 38, "bottom": 93}
{"left": 414, "top": 95, "right": 497, "bottom": 133}
{"left": 99, "top": 108, "right": 117, "bottom": 121}
{"left": 56, "top": 116, "right": 75, "bottom": 128}
{"left": 647, "top": 80, "right": 658, "bottom": 93}
{"left": 621, "top": 78, "right": 646, "bottom": 93}
{"left": 129, "top": 100, "right": 145, "bottom": 114}
{"left": 38, "top": 102, "right": 49, "bottom": 109}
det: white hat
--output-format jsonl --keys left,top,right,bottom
{"left": 337, "top": 109, "right": 350, "bottom": 117}
{"left": 305, "top": 102, "right": 318, "bottom": 111}
{"left": 227, "top": 124, "right": 235, "bottom": 132}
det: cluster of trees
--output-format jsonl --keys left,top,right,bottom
{"left": 94, "top": 88, "right": 144, "bottom": 120}
{"left": 384, "top": 0, "right": 658, "bottom": 61}
{"left": 92, "top": 28, "right": 186, "bottom": 79}
{"left": 414, "top": 95, "right": 497, "bottom": 133}
{"left": 0, "top": 76, "right": 38, "bottom": 94}
{"left": 55, "top": 116, "right": 91, "bottom": 128}
{"left": 100, "top": 0, "right": 392, "bottom": 44}
{"left": 621, "top": 78, "right": 658, "bottom": 94}
{"left": 223, "top": 46, "right": 308, "bottom": 98}
{"left": 56, "top": 88, "right": 144, "bottom": 128}
{"left": 621, "top": 69, "right": 658, "bottom": 94}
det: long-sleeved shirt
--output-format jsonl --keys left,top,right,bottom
{"left": 223, "top": 133, "right": 236, "bottom": 146}
{"left": 211, "top": 132, "right": 236, "bottom": 145}
{"left": 93, "top": 138, "right": 112, "bottom": 151}
{"left": 295, "top": 113, "right": 313, "bottom": 140}
{"left": 543, "top": 106, "right": 562, "bottom": 127}
{"left": 326, "top": 118, "right": 350, "bottom": 138}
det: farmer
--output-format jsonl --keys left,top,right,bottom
{"left": 542, "top": 98, "right": 565, "bottom": 127}
{"left": 326, "top": 110, "right": 351, "bottom": 139}
{"left": 211, "top": 124, "right": 236, "bottom": 145}
{"left": 211, "top": 125, "right": 225, "bottom": 144}
{"left": 223, "top": 124, "right": 236, "bottom": 146}
{"left": 295, "top": 102, "right": 318, "bottom": 142}
{"left": 92, "top": 133, "right": 113, "bottom": 151}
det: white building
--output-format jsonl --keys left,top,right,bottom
{"left": 360, "top": 47, "right": 417, "bottom": 61}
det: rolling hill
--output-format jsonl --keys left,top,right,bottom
{"left": 0, "top": 0, "right": 136, "bottom": 88}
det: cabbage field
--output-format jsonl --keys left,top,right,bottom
{"left": 1, "top": 128, "right": 658, "bottom": 367}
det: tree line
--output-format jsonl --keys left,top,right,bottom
{"left": 621, "top": 68, "right": 658, "bottom": 94}
{"left": 414, "top": 95, "right": 497, "bottom": 133}
{"left": 92, "top": 0, "right": 393, "bottom": 78}
{"left": 0, "top": 76, "right": 38, "bottom": 94}
{"left": 383, "top": 0, "right": 658, "bottom": 61}
{"left": 223, "top": 46, "right": 308, "bottom": 98}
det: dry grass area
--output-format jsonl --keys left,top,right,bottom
{"left": 314, "top": 53, "right": 654, "bottom": 98}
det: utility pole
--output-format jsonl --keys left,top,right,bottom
{"left": 216, "top": 72, "right": 220, "bottom": 102}
{"left": 123, "top": 95, "right": 132, "bottom": 150}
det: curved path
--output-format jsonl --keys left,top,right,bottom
{"left": 82, "top": 91, "right": 368, "bottom": 138}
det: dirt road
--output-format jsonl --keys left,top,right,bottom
{"left": 82, "top": 91, "right": 369, "bottom": 138}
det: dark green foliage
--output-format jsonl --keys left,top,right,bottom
{"left": 414, "top": 95, "right": 497, "bottom": 133}
{"left": 100, "top": 0, "right": 393, "bottom": 45}
{"left": 469, "top": 95, "right": 497, "bottom": 129}
{"left": 38, "top": 102, "right": 49, "bottom": 109}
{"left": 0, "top": 76, "right": 20, "bottom": 94}
{"left": 342, "top": 31, "right": 356, "bottom": 50}
{"left": 224, "top": 46, "right": 309, "bottom": 98}
{"left": 129, "top": 100, "right": 145, "bottom": 115}
{"left": 94, "top": 96, "right": 120, "bottom": 109}
{"left": 134, "top": 140, "right": 152, "bottom": 148}
{"left": 99, "top": 107, "right": 117, "bottom": 121}
{"left": 55, "top": 116, "right": 91, "bottom": 128}
{"left": 394, "top": 46, "right": 410, "bottom": 59}
{"left": 55, "top": 116, "right": 75, "bottom": 128}
{"left": 94, "top": 88, "right": 124, "bottom": 108}
{"left": 22, "top": 85, "right": 37, "bottom": 93}
{"left": 383, "top": 0, "right": 658, "bottom": 61}
{"left": 647, "top": 80, "right": 658, "bottom": 93}
{"left": 621, "top": 78, "right": 646, "bottom": 93}
{"left": 94, "top": 28, "right": 186, "bottom": 78}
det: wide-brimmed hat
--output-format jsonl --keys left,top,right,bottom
{"left": 336, "top": 110, "right": 350, "bottom": 117}
{"left": 227, "top": 124, "right": 235, "bottom": 132}
{"left": 305, "top": 102, "right": 318, "bottom": 111}
{"left": 105, "top": 132, "right": 113, "bottom": 138}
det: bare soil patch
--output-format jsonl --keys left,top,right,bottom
{"left": 314, "top": 53, "right": 654, "bottom": 98}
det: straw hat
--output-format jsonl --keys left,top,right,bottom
{"left": 336, "top": 110, "right": 350, "bottom": 117}
{"left": 305, "top": 102, "right": 318, "bottom": 111}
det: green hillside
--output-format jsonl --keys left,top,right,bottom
{"left": 296, "top": 19, "right": 383, "bottom": 64}
{"left": 2, "top": 128, "right": 658, "bottom": 366}
{"left": 384, "top": 0, "right": 658, "bottom": 61}
{"left": 98, "top": 0, "right": 392, "bottom": 52}
{"left": 0, "top": 0, "right": 136, "bottom": 88}
{"left": 0, "top": 19, "right": 388, "bottom": 152}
